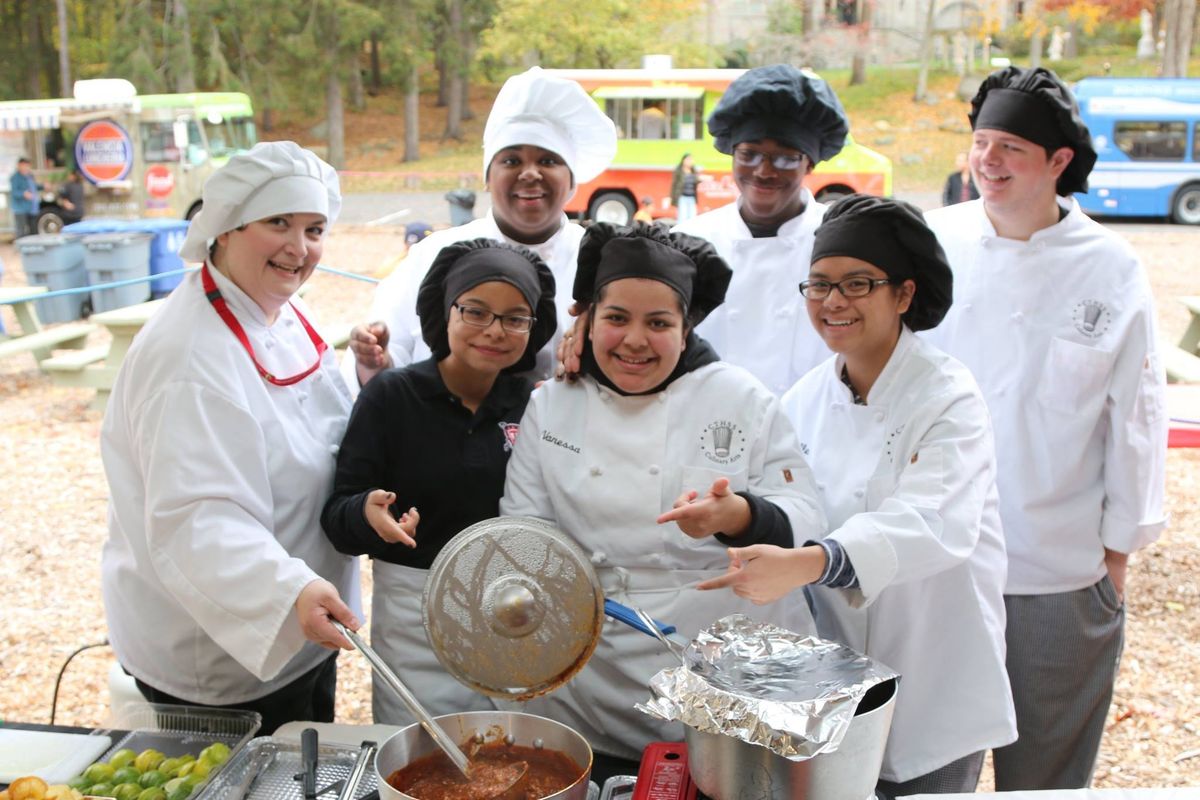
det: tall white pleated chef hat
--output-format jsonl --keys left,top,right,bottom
{"left": 482, "top": 67, "right": 617, "bottom": 186}
{"left": 179, "top": 140, "right": 342, "bottom": 263}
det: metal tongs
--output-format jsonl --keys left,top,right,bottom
{"left": 629, "top": 603, "right": 686, "bottom": 659}
{"left": 330, "top": 619, "right": 472, "bottom": 779}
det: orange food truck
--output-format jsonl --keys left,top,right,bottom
{"left": 544, "top": 68, "right": 893, "bottom": 224}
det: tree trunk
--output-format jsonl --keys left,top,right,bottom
{"left": 368, "top": 33, "right": 381, "bottom": 96}
{"left": 56, "top": 0, "right": 70, "bottom": 97}
{"left": 849, "top": 0, "right": 872, "bottom": 86}
{"left": 170, "top": 0, "right": 197, "bottom": 93}
{"left": 913, "top": 0, "right": 936, "bottom": 102}
{"left": 442, "top": 0, "right": 464, "bottom": 139}
{"left": 1064, "top": 19, "right": 1078, "bottom": 59}
{"left": 1027, "top": 0, "right": 1042, "bottom": 69}
{"left": 436, "top": 48, "right": 448, "bottom": 107}
{"left": 328, "top": 67, "right": 345, "bottom": 169}
{"left": 349, "top": 57, "right": 365, "bottom": 111}
{"left": 1162, "top": 0, "right": 1197, "bottom": 77}
{"left": 404, "top": 61, "right": 420, "bottom": 162}
{"left": 28, "top": 0, "right": 43, "bottom": 97}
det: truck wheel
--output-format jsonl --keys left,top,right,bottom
{"left": 588, "top": 192, "right": 636, "bottom": 225}
{"left": 1171, "top": 184, "right": 1200, "bottom": 225}
{"left": 37, "top": 208, "right": 65, "bottom": 234}
{"left": 186, "top": 202, "right": 203, "bottom": 221}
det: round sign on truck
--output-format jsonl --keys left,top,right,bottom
{"left": 75, "top": 119, "right": 134, "bottom": 184}
{"left": 144, "top": 164, "right": 175, "bottom": 198}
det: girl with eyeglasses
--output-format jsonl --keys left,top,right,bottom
{"left": 321, "top": 238, "right": 557, "bottom": 724}
{"left": 700, "top": 195, "right": 1016, "bottom": 799}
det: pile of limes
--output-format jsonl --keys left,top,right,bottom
{"left": 68, "top": 744, "right": 231, "bottom": 800}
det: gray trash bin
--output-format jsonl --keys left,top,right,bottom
{"left": 445, "top": 189, "right": 477, "bottom": 226}
{"left": 83, "top": 232, "right": 154, "bottom": 313}
{"left": 15, "top": 233, "right": 88, "bottom": 323}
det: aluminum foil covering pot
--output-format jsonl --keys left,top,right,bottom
{"left": 636, "top": 614, "right": 898, "bottom": 760}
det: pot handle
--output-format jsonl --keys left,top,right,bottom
{"left": 604, "top": 598, "right": 676, "bottom": 637}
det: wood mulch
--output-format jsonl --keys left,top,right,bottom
{"left": 0, "top": 225, "right": 1197, "bottom": 789}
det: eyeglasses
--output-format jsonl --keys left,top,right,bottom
{"left": 798, "top": 278, "right": 893, "bottom": 300}
{"left": 732, "top": 147, "right": 806, "bottom": 171}
{"left": 452, "top": 303, "right": 536, "bottom": 333}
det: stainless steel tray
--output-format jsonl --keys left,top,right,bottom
{"left": 196, "top": 737, "right": 378, "bottom": 800}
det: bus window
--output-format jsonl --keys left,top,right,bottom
{"left": 600, "top": 93, "right": 703, "bottom": 141}
{"left": 1114, "top": 120, "right": 1187, "bottom": 161}
{"left": 202, "top": 116, "right": 256, "bottom": 158}
{"left": 141, "top": 121, "right": 182, "bottom": 162}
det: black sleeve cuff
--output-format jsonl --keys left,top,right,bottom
{"left": 714, "top": 492, "right": 794, "bottom": 548}
{"left": 321, "top": 490, "right": 387, "bottom": 557}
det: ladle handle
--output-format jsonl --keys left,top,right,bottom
{"left": 604, "top": 598, "right": 676, "bottom": 636}
{"left": 330, "top": 620, "right": 472, "bottom": 778}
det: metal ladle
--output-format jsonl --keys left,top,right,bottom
{"left": 330, "top": 620, "right": 473, "bottom": 779}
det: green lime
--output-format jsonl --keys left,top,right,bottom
{"left": 163, "top": 780, "right": 191, "bottom": 800}
{"left": 198, "top": 743, "right": 230, "bottom": 767}
{"left": 84, "top": 764, "right": 117, "bottom": 784}
{"left": 67, "top": 776, "right": 92, "bottom": 793}
{"left": 134, "top": 750, "right": 165, "bottom": 773}
{"left": 176, "top": 755, "right": 195, "bottom": 765}
{"left": 112, "top": 767, "right": 141, "bottom": 786}
{"left": 157, "top": 758, "right": 184, "bottom": 779}
{"left": 136, "top": 789, "right": 166, "bottom": 800}
{"left": 181, "top": 772, "right": 205, "bottom": 791}
{"left": 138, "top": 771, "right": 168, "bottom": 789}
{"left": 88, "top": 783, "right": 116, "bottom": 798}
{"left": 185, "top": 762, "right": 210, "bottom": 781}
{"left": 114, "top": 782, "right": 143, "bottom": 800}
{"left": 108, "top": 750, "right": 138, "bottom": 770}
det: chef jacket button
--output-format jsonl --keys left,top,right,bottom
{"left": 590, "top": 466, "right": 603, "bottom": 476}
{"left": 329, "top": 444, "right": 340, "bottom": 455}
{"left": 1011, "top": 311, "right": 1023, "bottom": 321}
{"left": 591, "top": 551, "right": 608, "bottom": 565}
{"left": 1035, "top": 241, "right": 1047, "bottom": 251}
{"left": 649, "top": 465, "right": 660, "bottom": 475}
{"left": 600, "top": 392, "right": 611, "bottom": 403}
{"left": 657, "top": 394, "right": 666, "bottom": 403}
{"left": 817, "top": 483, "right": 826, "bottom": 492}
{"left": 874, "top": 411, "right": 884, "bottom": 423}
{"left": 649, "top": 553, "right": 663, "bottom": 564}
{"left": 264, "top": 338, "right": 275, "bottom": 349}
{"left": 963, "top": 303, "right": 973, "bottom": 311}
{"left": 854, "top": 489, "right": 865, "bottom": 499}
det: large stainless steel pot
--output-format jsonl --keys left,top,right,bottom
{"left": 374, "top": 710, "right": 593, "bottom": 800}
{"left": 685, "top": 677, "right": 898, "bottom": 800}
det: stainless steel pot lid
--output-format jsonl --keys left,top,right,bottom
{"left": 422, "top": 516, "right": 605, "bottom": 701}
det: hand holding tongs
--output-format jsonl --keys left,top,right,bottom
{"left": 329, "top": 619, "right": 472, "bottom": 779}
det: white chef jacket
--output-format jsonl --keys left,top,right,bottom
{"left": 500, "top": 361, "right": 824, "bottom": 760}
{"left": 101, "top": 266, "right": 361, "bottom": 704}
{"left": 924, "top": 198, "right": 1167, "bottom": 594}
{"left": 782, "top": 328, "right": 1015, "bottom": 782}
{"left": 340, "top": 211, "right": 582, "bottom": 393}
{"left": 673, "top": 192, "right": 831, "bottom": 394}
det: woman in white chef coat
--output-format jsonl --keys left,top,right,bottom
{"left": 101, "top": 141, "right": 360, "bottom": 735}
{"left": 322, "top": 239, "right": 557, "bottom": 724}
{"left": 501, "top": 222, "right": 826, "bottom": 762}
{"left": 699, "top": 195, "right": 1016, "bottom": 798}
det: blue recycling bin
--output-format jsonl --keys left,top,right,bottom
{"left": 64, "top": 218, "right": 191, "bottom": 298}
{"left": 15, "top": 233, "right": 88, "bottom": 323}
{"left": 83, "top": 232, "right": 154, "bottom": 313}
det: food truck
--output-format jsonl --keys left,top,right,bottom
{"left": 544, "top": 68, "right": 893, "bottom": 224}
{"left": 0, "top": 79, "right": 256, "bottom": 236}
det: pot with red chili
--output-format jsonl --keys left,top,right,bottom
{"left": 375, "top": 711, "right": 593, "bottom": 800}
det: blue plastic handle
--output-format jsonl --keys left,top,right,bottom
{"left": 604, "top": 598, "right": 677, "bottom": 637}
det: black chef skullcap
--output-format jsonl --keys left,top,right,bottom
{"left": 811, "top": 194, "right": 953, "bottom": 332}
{"left": 418, "top": 238, "right": 557, "bottom": 374}
{"left": 707, "top": 65, "right": 849, "bottom": 164}
{"left": 968, "top": 66, "right": 1097, "bottom": 196}
{"left": 574, "top": 222, "right": 731, "bottom": 327}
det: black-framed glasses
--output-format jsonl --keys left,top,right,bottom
{"left": 452, "top": 303, "right": 536, "bottom": 333}
{"left": 732, "top": 147, "right": 806, "bottom": 170}
{"left": 798, "top": 278, "right": 893, "bottom": 300}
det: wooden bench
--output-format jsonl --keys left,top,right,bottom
{"left": 40, "top": 345, "right": 112, "bottom": 383}
{"left": 0, "top": 322, "right": 96, "bottom": 364}
{"left": 1166, "top": 345, "right": 1200, "bottom": 384}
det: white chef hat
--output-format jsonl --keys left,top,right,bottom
{"left": 179, "top": 140, "right": 341, "bottom": 263}
{"left": 482, "top": 67, "right": 617, "bottom": 185}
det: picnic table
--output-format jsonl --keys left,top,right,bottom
{"left": 1166, "top": 295, "right": 1200, "bottom": 384}
{"left": 0, "top": 286, "right": 95, "bottom": 365}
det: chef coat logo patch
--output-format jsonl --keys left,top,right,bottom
{"left": 498, "top": 422, "right": 520, "bottom": 452}
{"left": 1072, "top": 300, "right": 1111, "bottom": 339}
{"left": 700, "top": 420, "right": 746, "bottom": 465}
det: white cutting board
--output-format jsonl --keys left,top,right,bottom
{"left": 0, "top": 730, "right": 113, "bottom": 784}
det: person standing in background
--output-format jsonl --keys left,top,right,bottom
{"left": 10, "top": 157, "right": 42, "bottom": 238}
{"left": 924, "top": 66, "right": 1167, "bottom": 791}
{"left": 669, "top": 153, "right": 700, "bottom": 221}
{"left": 60, "top": 170, "right": 86, "bottom": 224}
{"left": 941, "top": 152, "right": 979, "bottom": 206}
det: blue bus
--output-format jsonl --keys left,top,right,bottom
{"left": 1073, "top": 77, "right": 1200, "bottom": 224}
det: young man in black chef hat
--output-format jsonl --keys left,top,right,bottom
{"left": 923, "top": 66, "right": 1167, "bottom": 791}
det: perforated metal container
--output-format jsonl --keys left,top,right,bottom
{"left": 197, "top": 736, "right": 378, "bottom": 800}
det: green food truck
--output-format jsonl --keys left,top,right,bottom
{"left": 0, "top": 79, "right": 256, "bottom": 236}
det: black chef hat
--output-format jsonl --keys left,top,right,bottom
{"left": 707, "top": 64, "right": 849, "bottom": 164}
{"left": 573, "top": 221, "right": 732, "bottom": 327}
{"left": 968, "top": 66, "right": 1096, "bottom": 196}
{"left": 811, "top": 194, "right": 953, "bottom": 332}
{"left": 418, "top": 238, "right": 557, "bottom": 374}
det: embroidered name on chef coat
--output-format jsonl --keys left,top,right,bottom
{"left": 541, "top": 430, "right": 581, "bottom": 454}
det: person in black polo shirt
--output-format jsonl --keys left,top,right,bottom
{"left": 321, "top": 238, "right": 556, "bottom": 724}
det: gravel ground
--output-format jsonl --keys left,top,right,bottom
{"left": 0, "top": 223, "right": 1197, "bottom": 789}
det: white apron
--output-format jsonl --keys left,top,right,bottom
{"left": 370, "top": 561, "right": 494, "bottom": 725}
